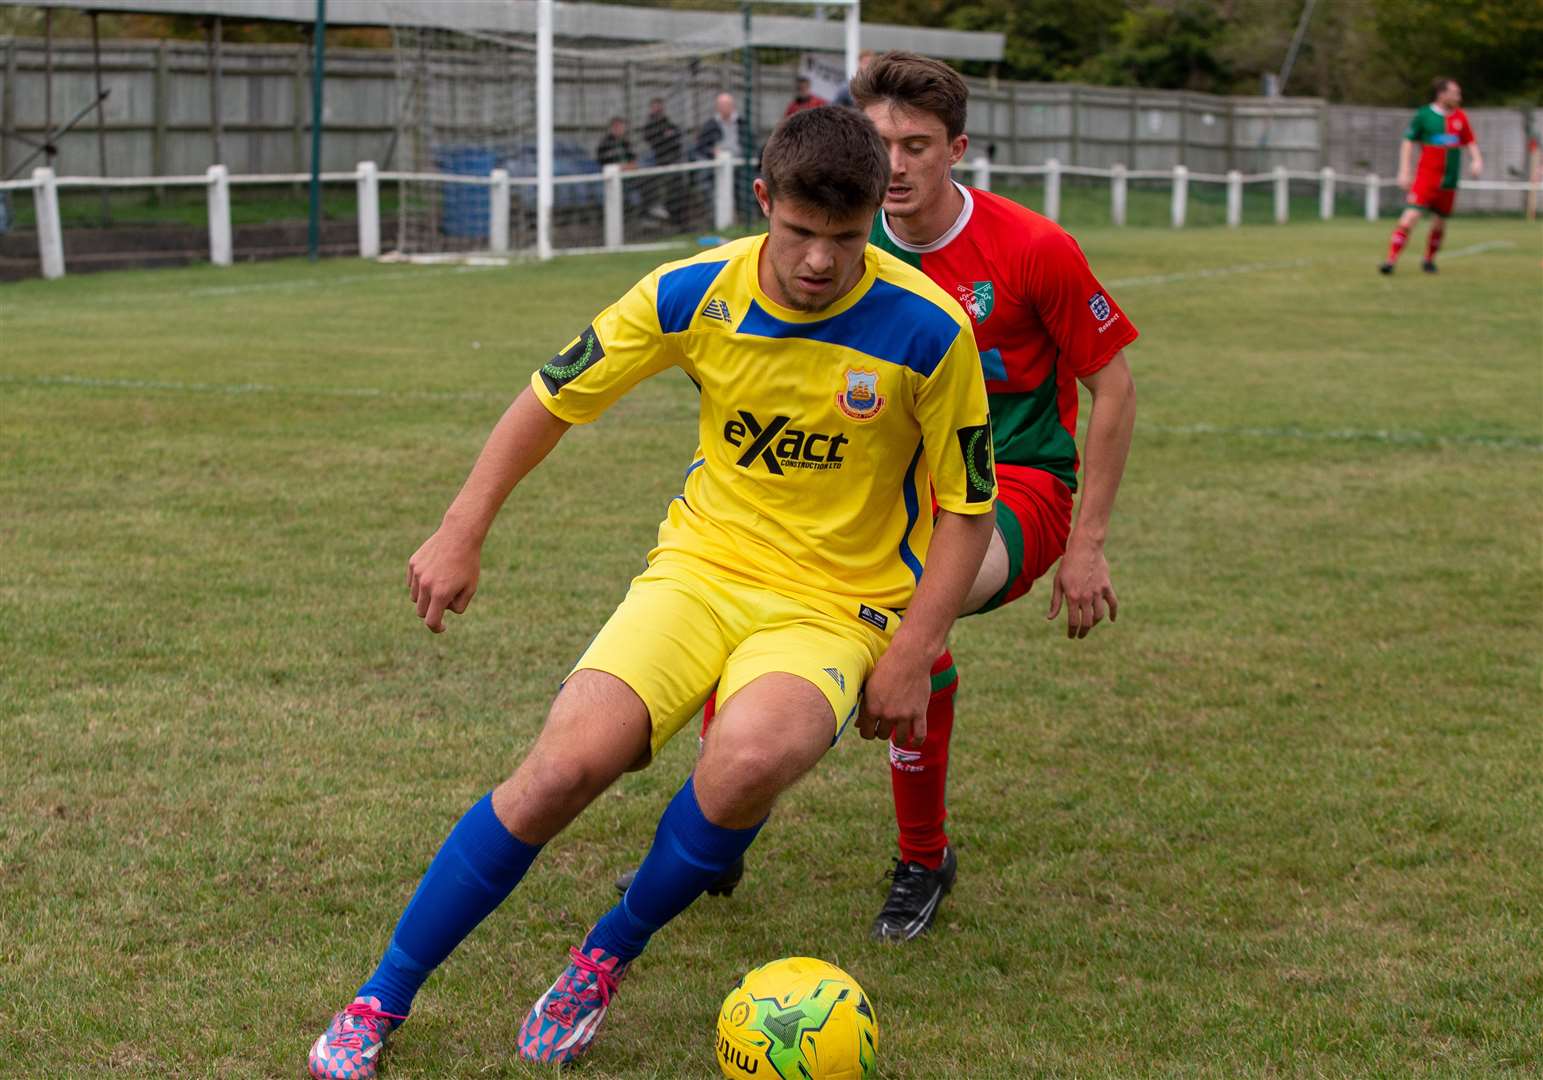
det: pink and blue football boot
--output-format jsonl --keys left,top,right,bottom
{"left": 307, "top": 996, "right": 405, "bottom": 1079}
{"left": 517, "top": 944, "right": 629, "bottom": 1064}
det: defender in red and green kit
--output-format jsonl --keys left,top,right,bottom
{"left": 1381, "top": 77, "right": 1484, "bottom": 275}
{"left": 852, "top": 52, "right": 1137, "bottom": 940}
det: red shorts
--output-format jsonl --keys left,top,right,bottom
{"left": 1407, "top": 185, "right": 1456, "bottom": 217}
{"left": 975, "top": 465, "right": 1074, "bottom": 613}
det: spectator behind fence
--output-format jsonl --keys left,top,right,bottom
{"left": 693, "top": 92, "right": 749, "bottom": 161}
{"left": 784, "top": 76, "right": 827, "bottom": 118}
{"left": 596, "top": 117, "right": 638, "bottom": 169}
{"left": 693, "top": 93, "right": 754, "bottom": 216}
{"left": 641, "top": 98, "right": 685, "bottom": 223}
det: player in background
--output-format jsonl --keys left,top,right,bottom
{"left": 1380, "top": 77, "right": 1483, "bottom": 275}
{"left": 305, "top": 106, "right": 995, "bottom": 1079}
{"left": 615, "top": 53, "right": 1139, "bottom": 941}
{"left": 853, "top": 51, "right": 1138, "bottom": 941}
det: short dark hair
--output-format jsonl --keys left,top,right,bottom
{"left": 849, "top": 51, "right": 969, "bottom": 141}
{"left": 759, "top": 106, "right": 889, "bottom": 217}
{"left": 1430, "top": 76, "right": 1456, "bottom": 101}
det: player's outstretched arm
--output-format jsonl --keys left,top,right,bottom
{"left": 859, "top": 509, "right": 994, "bottom": 747}
{"left": 1397, "top": 139, "right": 1416, "bottom": 190}
{"left": 1049, "top": 351, "right": 1135, "bottom": 640}
{"left": 408, "top": 387, "right": 572, "bottom": 633}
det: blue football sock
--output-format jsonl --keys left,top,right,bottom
{"left": 585, "top": 776, "right": 762, "bottom": 962}
{"left": 357, "top": 792, "right": 540, "bottom": 1016}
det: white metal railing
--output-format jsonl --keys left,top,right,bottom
{"left": 6, "top": 153, "right": 1538, "bottom": 280}
{"left": 969, "top": 158, "right": 1541, "bottom": 229}
{"left": 7, "top": 151, "right": 740, "bottom": 280}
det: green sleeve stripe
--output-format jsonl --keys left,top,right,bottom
{"left": 930, "top": 663, "right": 959, "bottom": 694}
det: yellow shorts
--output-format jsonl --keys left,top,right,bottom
{"left": 570, "top": 554, "right": 896, "bottom": 760}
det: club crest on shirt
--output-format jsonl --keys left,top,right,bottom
{"left": 1088, "top": 291, "right": 1112, "bottom": 322}
{"left": 955, "top": 280, "right": 994, "bottom": 324}
{"left": 836, "top": 368, "right": 886, "bottom": 421}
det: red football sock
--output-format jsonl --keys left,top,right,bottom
{"left": 889, "top": 650, "right": 958, "bottom": 869}
{"left": 1425, "top": 221, "right": 1445, "bottom": 262}
{"left": 1386, "top": 224, "right": 1411, "bottom": 263}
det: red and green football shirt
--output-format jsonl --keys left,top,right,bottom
{"left": 869, "top": 184, "right": 1138, "bottom": 490}
{"left": 1406, "top": 105, "right": 1475, "bottom": 192}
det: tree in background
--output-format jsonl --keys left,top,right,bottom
{"left": 2, "top": 0, "right": 1538, "bottom": 104}
{"left": 1069, "top": 0, "right": 1233, "bottom": 92}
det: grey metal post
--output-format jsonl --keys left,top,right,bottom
{"left": 740, "top": 1, "right": 754, "bottom": 226}
{"left": 292, "top": 42, "right": 306, "bottom": 191}
{"left": 1178, "top": 91, "right": 1188, "bottom": 168}
{"left": 1128, "top": 90, "right": 1138, "bottom": 170}
{"left": 1110, "top": 163, "right": 1127, "bottom": 226}
{"left": 44, "top": 11, "right": 52, "bottom": 162}
{"left": 154, "top": 41, "right": 169, "bottom": 202}
{"left": 3, "top": 39, "right": 18, "bottom": 179}
{"left": 208, "top": 16, "right": 224, "bottom": 168}
{"left": 1069, "top": 85, "right": 1080, "bottom": 167}
{"left": 307, "top": 0, "right": 327, "bottom": 261}
{"left": 91, "top": 13, "right": 111, "bottom": 225}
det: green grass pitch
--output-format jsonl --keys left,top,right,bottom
{"left": 2, "top": 216, "right": 1540, "bottom": 1077}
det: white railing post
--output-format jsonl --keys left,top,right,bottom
{"left": 206, "top": 163, "right": 232, "bottom": 267}
{"left": 1044, "top": 158, "right": 1061, "bottom": 222}
{"left": 1111, "top": 163, "right": 1127, "bottom": 226}
{"left": 535, "top": 0, "right": 554, "bottom": 260}
{"left": 32, "top": 167, "right": 64, "bottom": 279}
{"left": 1365, "top": 174, "right": 1380, "bottom": 221}
{"left": 1171, "top": 164, "right": 1188, "bottom": 228}
{"left": 1319, "top": 166, "right": 1335, "bottom": 220}
{"left": 355, "top": 160, "right": 379, "bottom": 259}
{"left": 489, "top": 168, "right": 510, "bottom": 255}
{"left": 602, "top": 163, "right": 623, "bottom": 250}
{"left": 1274, "top": 165, "right": 1289, "bottom": 224}
{"left": 971, "top": 155, "right": 991, "bottom": 192}
{"left": 714, "top": 149, "right": 734, "bottom": 231}
{"left": 1226, "top": 169, "right": 1243, "bottom": 227}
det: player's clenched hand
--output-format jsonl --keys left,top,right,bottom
{"left": 407, "top": 526, "right": 482, "bottom": 633}
{"left": 1047, "top": 539, "right": 1118, "bottom": 640}
{"left": 857, "top": 645, "right": 930, "bottom": 748}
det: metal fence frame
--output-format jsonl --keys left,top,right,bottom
{"left": 7, "top": 155, "right": 1537, "bottom": 280}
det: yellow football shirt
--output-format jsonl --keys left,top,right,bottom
{"left": 531, "top": 234, "right": 995, "bottom": 613}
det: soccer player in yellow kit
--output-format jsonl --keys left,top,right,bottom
{"left": 306, "top": 106, "right": 995, "bottom": 1077}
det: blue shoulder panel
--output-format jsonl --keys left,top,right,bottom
{"left": 737, "top": 277, "right": 961, "bottom": 378}
{"left": 656, "top": 260, "right": 729, "bottom": 335}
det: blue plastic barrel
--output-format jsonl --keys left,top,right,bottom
{"left": 433, "top": 146, "right": 497, "bottom": 238}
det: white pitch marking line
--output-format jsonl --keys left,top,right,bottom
{"left": 1439, "top": 240, "right": 1517, "bottom": 259}
{"left": 1107, "top": 258, "right": 1314, "bottom": 289}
